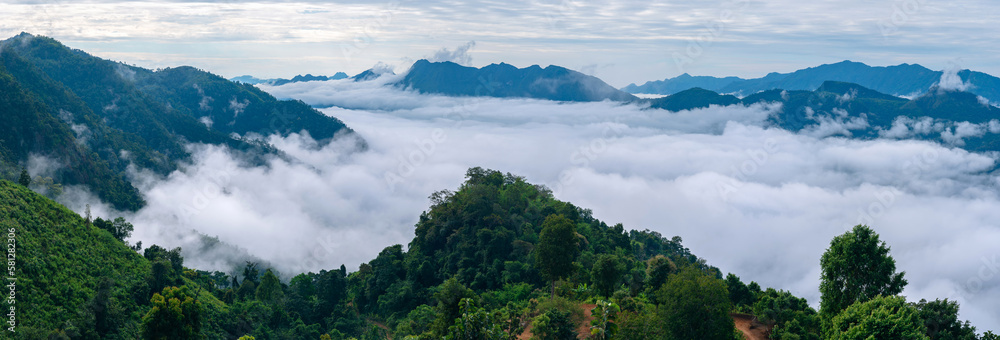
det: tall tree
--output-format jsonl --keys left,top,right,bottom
{"left": 256, "top": 269, "right": 284, "bottom": 306}
{"left": 820, "top": 225, "right": 907, "bottom": 316}
{"left": 591, "top": 254, "right": 623, "bottom": 298}
{"left": 534, "top": 214, "right": 579, "bottom": 296}
{"left": 17, "top": 168, "right": 30, "bottom": 187}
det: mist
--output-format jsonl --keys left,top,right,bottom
{"left": 62, "top": 76, "right": 1000, "bottom": 333}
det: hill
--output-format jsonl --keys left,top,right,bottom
{"left": 1, "top": 179, "right": 151, "bottom": 338}
{"left": 624, "top": 60, "right": 1000, "bottom": 103}
{"left": 0, "top": 33, "right": 359, "bottom": 211}
{"left": 399, "top": 59, "right": 638, "bottom": 102}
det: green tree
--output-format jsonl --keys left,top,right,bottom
{"left": 725, "top": 273, "right": 754, "bottom": 308}
{"left": 142, "top": 286, "right": 203, "bottom": 340}
{"left": 531, "top": 308, "right": 576, "bottom": 340}
{"left": 828, "top": 295, "right": 928, "bottom": 340}
{"left": 535, "top": 214, "right": 579, "bottom": 296}
{"left": 17, "top": 168, "right": 30, "bottom": 187}
{"left": 591, "top": 254, "right": 623, "bottom": 298}
{"left": 432, "top": 277, "right": 477, "bottom": 336}
{"left": 820, "top": 225, "right": 907, "bottom": 316}
{"left": 912, "top": 299, "right": 977, "bottom": 340}
{"left": 256, "top": 269, "right": 285, "bottom": 306}
{"left": 655, "top": 266, "right": 734, "bottom": 340}
{"left": 444, "top": 298, "right": 512, "bottom": 340}
{"left": 981, "top": 331, "right": 999, "bottom": 340}
{"left": 644, "top": 255, "right": 676, "bottom": 294}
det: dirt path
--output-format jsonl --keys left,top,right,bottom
{"left": 731, "top": 313, "right": 770, "bottom": 340}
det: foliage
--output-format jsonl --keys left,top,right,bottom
{"left": 655, "top": 266, "right": 734, "bottom": 340}
{"left": 142, "top": 286, "right": 203, "bottom": 340}
{"left": 912, "top": 299, "right": 978, "bottom": 340}
{"left": 590, "top": 300, "right": 620, "bottom": 340}
{"left": 752, "top": 288, "right": 821, "bottom": 340}
{"left": 591, "top": 254, "right": 623, "bottom": 298}
{"left": 531, "top": 308, "right": 577, "bottom": 340}
{"left": 827, "top": 295, "right": 929, "bottom": 340}
{"left": 535, "top": 214, "right": 580, "bottom": 295}
{"left": 820, "top": 225, "right": 907, "bottom": 316}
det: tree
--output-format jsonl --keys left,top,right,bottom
{"left": 535, "top": 214, "right": 579, "bottom": 296}
{"left": 820, "top": 225, "right": 907, "bottom": 316}
{"left": 725, "top": 273, "right": 754, "bottom": 308}
{"left": 444, "top": 298, "right": 512, "bottom": 340}
{"left": 645, "top": 255, "right": 677, "bottom": 294}
{"left": 432, "top": 277, "right": 477, "bottom": 336}
{"left": 142, "top": 286, "right": 203, "bottom": 340}
{"left": 828, "top": 295, "right": 928, "bottom": 340}
{"left": 256, "top": 269, "right": 284, "bottom": 306}
{"left": 17, "top": 168, "right": 30, "bottom": 187}
{"left": 912, "top": 299, "right": 977, "bottom": 340}
{"left": 591, "top": 254, "right": 623, "bottom": 298}
{"left": 656, "top": 266, "right": 734, "bottom": 340}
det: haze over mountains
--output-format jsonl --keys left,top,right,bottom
{"left": 624, "top": 60, "right": 1000, "bottom": 104}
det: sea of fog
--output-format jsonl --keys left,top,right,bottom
{"left": 70, "top": 74, "right": 1000, "bottom": 332}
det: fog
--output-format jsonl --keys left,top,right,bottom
{"left": 68, "top": 76, "right": 1000, "bottom": 332}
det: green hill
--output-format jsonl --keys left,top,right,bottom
{"left": 1, "top": 179, "right": 150, "bottom": 338}
{"left": 0, "top": 33, "right": 360, "bottom": 211}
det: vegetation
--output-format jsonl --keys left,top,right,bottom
{"left": 0, "top": 33, "right": 357, "bottom": 211}
{"left": 820, "top": 225, "right": 907, "bottom": 316}
{"left": 3, "top": 165, "right": 996, "bottom": 339}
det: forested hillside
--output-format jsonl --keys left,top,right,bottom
{"left": 0, "top": 33, "right": 359, "bottom": 211}
{"left": 5, "top": 168, "right": 994, "bottom": 339}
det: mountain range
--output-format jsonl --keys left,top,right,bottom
{"left": 623, "top": 60, "right": 1000, "bottom": 104}
{"left": 231, "top": 72, "right": 349, "bottom": 86}
{"left": 0, "top": 33, "right": 358, "bottom": 211}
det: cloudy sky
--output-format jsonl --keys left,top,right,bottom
{"left": 3, "top": 0, "right": 1000, "bottom": 87}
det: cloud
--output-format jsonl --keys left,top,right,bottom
{"left": 57, "top": 78, "right": 1000, "bottom": 333}
{"left": 428, "top": 41, "right": 476, "bottom": 66}
{"left": 937, "top": 66, "right": 973, "bottom": 92}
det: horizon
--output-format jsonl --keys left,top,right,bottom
{"left": 3, "top": 0, "right": 1000, "bottom": 88}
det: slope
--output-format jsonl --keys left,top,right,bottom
{"left": 0, "top": 180, "right": 150, "bottom": 338}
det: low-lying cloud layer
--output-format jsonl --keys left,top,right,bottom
{"left": 73, "top": 78, "right": 1000, "bottom": 333}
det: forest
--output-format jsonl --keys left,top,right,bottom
{"left": 3, "top": 167, "right": 996, "bottom": 340}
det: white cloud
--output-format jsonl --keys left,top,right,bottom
{"left": 50, "top": 81, "right": 1000, "bottom": 332}
{"left": 429, "top": 41, "right": 476, "bottom": 66}
{"left": 937, "top": 66, "right": 973, "bottom": 92}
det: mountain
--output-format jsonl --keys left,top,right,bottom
{"left": 623, "top": 73, "right": 744, "bottom": 95}
{"left": 230, "top": 72, "right": 350, "bottom": 86}
{"left": 399, "top": 59, "right": 638, "bottom": 102}
{"left": 649, "top": 80, "right": 1000, "bottom": 152}
{"left": 351, "top": 68, "right": 395, "bottom": 82}
{"left": 0, "top": 33, "right": 359, "bottom": 210}
{"left": 625, "top": 60, "right": 1000, "bottom": 103}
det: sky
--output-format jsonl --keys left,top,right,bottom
{"left": 2, "top": 0, "right": 1000, "bottom": 87}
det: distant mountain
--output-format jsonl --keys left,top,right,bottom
{"left": 648, "top": 80, "right": 1000, "bottom": 152}
{"left": 623, "top": 73, "right": 743, "bottom": 95}
{"left": 230, "top": 72, "right": 349, "bottom": 86}
{"left": 351, "top": 68, "right": 394, "bottom": 82}
{"left": 399, "top": 59, "right": 638, "bottom": 102}
{"left": 625, "top": 60, "right": 1000, "bottom": 103}
{"left": 0, "top": 33, "right": 359, "bottom": 210}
